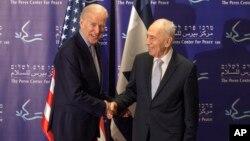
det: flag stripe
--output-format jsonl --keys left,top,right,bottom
{"left": 111, "top": 119, "right": 126, "bottom": 141}
{"left": 41, "top": 69, "right": 55, "bottom": 141}
{"left": 41, "top": 115, "right": 54, "bottom": 141}
{"left": 134, "top": 0, "right": 153, "bottom": 28}
{"left": 49, "top": 70, "right": 55, "bottom": 93}
{"left": 44, "top": 103, "right": 51, "bottom": 121}
{"left": 46, "top": 91, "right": 54, "bottom": 108}
{"left": 98, "top": 116, "right": 106, "bottom": 141}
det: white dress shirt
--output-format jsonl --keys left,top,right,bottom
{"left": 152, "top": 48, "right": 173, "bottom": 79}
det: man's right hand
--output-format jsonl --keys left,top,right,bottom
{"left": 105, "top": 101, "right": 117, "bottom": 119}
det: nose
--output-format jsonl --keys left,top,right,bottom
{"left": 94, "top": 25, "right": 100, "bottom": 34}
{"left": 95, "top": 26, "right": 105, "bottom": 37}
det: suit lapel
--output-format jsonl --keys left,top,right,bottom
{"left": 145, "top": 55, "right": 154, "bottom": 102}
{"left": 153, "top": 51, "right": 178, "bottom": 99}
{"left": 94, "top": 44, "right": 103, "bottom": 91}
{"left": 94, "top": 44, "right": 102, "bottom": 76}
{"left": 75, "top": 32, "right": 101, "bottom": 86}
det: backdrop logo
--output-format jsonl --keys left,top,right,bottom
{"left": 16, "top": 99, "right": 42, "bottom": 121}
{"left": 226, "top": 21, "right": 250, "bottom": 43}
{"left": 0, "top": 104, "right": 3, "bottom": 122}
{"left": 225, "top": 98, "right": 250, "bottom": 120}
{"left": 198, "top": 72, "right": 209, "bottom": 81}
{"left": 193, "top": 60, "right": 209, "bottom": 81}
{"left": 188, "top": 0, "right": 209, "bottom": 4}
{"left": 199, "top": 103, "right": 213, "bottom": 122}
{"left": 0, "top": 25, "right": 2, "bottom": 36}
{"left": 122, "top": 32, "right": 126, "bottom": 39}
{"left": 15, "top": 20, "right": 43, "bottom": 43}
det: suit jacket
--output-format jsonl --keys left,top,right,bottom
{"left": 50, "top": 32, "right": 106, "bottom": 141}
{"left": 115, "top": 51, "right": 199, "bottom": 141}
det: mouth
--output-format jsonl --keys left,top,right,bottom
{"left": 90, "top": 34, "right": 100, "bottom": 42}
{"left": 90, "top": 34, "right": 98, "bottom": 39}
{"left": 148, "top": 47, "right": 154, "bottom": 51}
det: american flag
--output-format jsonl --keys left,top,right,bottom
{"left": 41, "top": 0, "right": 106, "bottom": 141}
{"left": 59, "top": 0, "right": 85, "bottom": 46}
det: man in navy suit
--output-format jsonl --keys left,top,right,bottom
{"left": 50, "top": 4, "right": 109, "bottom": 141}
{"left": 108, "top": 19, "right": 199, "bottom": 141}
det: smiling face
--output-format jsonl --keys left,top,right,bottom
{"left": 146, "top": 19, "right": 174, "bottom": 58}
{"left": 79, "top": 4, "right": 108, "bottom": 45}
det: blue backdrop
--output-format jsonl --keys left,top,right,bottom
{"left": 0, "top": 0, "right": 249, "bottom": 141}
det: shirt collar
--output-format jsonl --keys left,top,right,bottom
{"left": 153, "top": 48, "right": 173, "bottom": 64}
{"left": 79, "top": 30, "right": 90, "bottom": 47}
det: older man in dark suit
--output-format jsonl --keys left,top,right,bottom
{"left": 108, "top": 19, "right": 199, "bottom": 141}
{"left": 49, "top": 4, "right": 109, "bottom": 141}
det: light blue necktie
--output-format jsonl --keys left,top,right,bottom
{"left": 151, "top": 59, "right": 163, "bottom": 98}
{"left": 89, "top": 46, "right": 101, "bottom": 82}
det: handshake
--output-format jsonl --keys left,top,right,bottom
{"left": 104, "top": 101, "right": 131, "bottom": 119}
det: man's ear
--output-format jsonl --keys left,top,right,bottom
{"left": 79, "top": 19, "right": 84, "bottom": 28}
{"left": 164, "top": 37, "right": 172, "bottom": 48}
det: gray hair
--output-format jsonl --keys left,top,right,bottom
{"left": 155, "top": 19, "right": 176, "bottom": 38}
{"left": 80, "top": 4, "right": 108, "bottom": 20}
